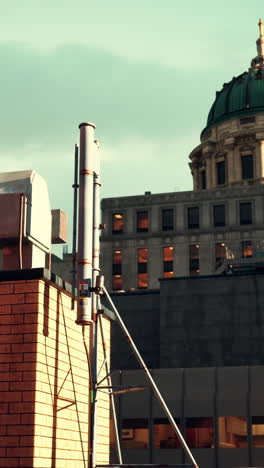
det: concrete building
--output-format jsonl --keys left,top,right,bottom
{"left": 100, "top": 21, "right": 264, "bottom": 292}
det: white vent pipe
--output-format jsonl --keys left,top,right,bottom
{"left": 76, "top": 122, "right": 96, "bottom": 325}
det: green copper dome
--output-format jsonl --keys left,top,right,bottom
{"left": 201, "top": 22, "right": 264, "bottom": 138}
{"left": 202, "top": 69, "right": 264, "bottom": 137}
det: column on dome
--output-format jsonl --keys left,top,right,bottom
{"left": 202, "top": 146, "right": 214, "bottom": 189}
{"left": 191, "top": 161, "right": 199, "bottom": 191}
{"left": 205, "top": 156, "right": 212, "bottom": 189}
{"left": 232, "top": 146, "right": 241, "bottom": 183}
{"left": 256, "top": 138, "right": 264, "bottom": 179}
{"left": 225, "top": 144, "right": 236, "bottom": 184}
{"left": 211, "top": 154, "right": 217, "bottom": 187}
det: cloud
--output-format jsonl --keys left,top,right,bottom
{"left": 0, "top": 42, "right": 216, "bottom": 152}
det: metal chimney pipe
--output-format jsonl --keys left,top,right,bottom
{"left": 76, "top": 122, "right": 96, "bottom": 325}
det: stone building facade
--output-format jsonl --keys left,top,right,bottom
{"left": 100, "top": 23, "right": 264, "bottom": 293}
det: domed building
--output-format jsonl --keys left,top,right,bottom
{"left": 101, "top": 22, "right": 264, "bottom": 290}
{"left": 190, "top": 19, "right": 264, "bottom": 192}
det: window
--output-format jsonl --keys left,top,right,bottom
{"left": 240, "top": 202, "right": 252, "bottom": 225}
{"left": 200, "top": 170, "right": 206, "bottom": 190}
{"left": 242, "top": 240, "right": 253, "bottom": 258}
{"left": 215, "top": 242, "right": 226, "bottom": 269}
{"left": 112, "top": 250, "right": 122, "bottom": 290}
{"left": 163, "top": 247, "right": 174, "bottom": 278}
{"left": 186, "top": 418, "right": 214, "bottom": 449}
{"left": 213, "top": 205, "right": 225, "bottom": 227}
{"left": 137, "top": 211, "right": 148, "bottom": 232}
{"left": 218, "top": 417, "right": 247, "bottom": 448}
{"left": 112, "top": 213, "right": 124, "bottom": 234}
{"left": 138, "top": 248, "right": 148, "bottom": 288}
{"left": 121, "top": 419, "right": 149, "bottom": 449}
{"left": 240, "top": 116, "right": 255, "bottom": 124}
{"left": 189, "top": 244, "right": 199, "bottom": 276}
{"left": 252, "top": 416, "right": 264, "bottom": 447}
{"left": 241, "top": 154, "right": 254, "bottom": 179}
{"left": 154, "top": 418, "right": 181, "bottom": 449}
{"left": 187, "top": 207, "right": 199, "bottom": 229}
{"left": 162, "top": 209, "right": 173, "bottom": 231}
{"left": 216, "top": 160, "right": 226, "bottom": 185}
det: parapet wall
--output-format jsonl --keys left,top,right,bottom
{"left": 0, "top": 269, "right": 110, "bottom": 468}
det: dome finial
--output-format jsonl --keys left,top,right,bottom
{"left": 250, "top": 19, "right": 264, "bottom": 70}
{"left": 259, "top": 18, "right": 264, "bottom": 39}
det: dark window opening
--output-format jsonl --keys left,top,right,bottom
{"left": 112, "top": 213, "right": 124, "bottom": 234}
{"left": 200, "top": 170, "right": 206, "bottom": 190}
{"left": 217, "top": 160, "right": 226, "bottom": 185}
{"left": 213, "top": 204, "right": 225, "bottom": 227}
{"left": 163, "top": 246, "right": 173, "bottom": 278}
{"left": 188, "top": 207, "right": 199, "bottom": 229}
{"left": 137, "top": 211, "right": 148, "bottom": 233}
{"left": 240, "top": 202, "right": 252, "bottom": 225}
{"left": 241, "top": 154, "right": 254, "bottom": 179}
{"left": 186, "top": 418, "right": 214, "bottom": 449}
{"left": 162, "top": 209, "right": 173, "bottom": 231}
{"left": 240, "top": 116, "right": 255, "bottom": 124}
{"left": 154, "top": 418, "right": 181, "bottom": 449}
{"left": 189, "top": 244, "right": 199, "bottom": 276}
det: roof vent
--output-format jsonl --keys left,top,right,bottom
{"left": 0, "top": 170, "right": 67, "bottom": 271}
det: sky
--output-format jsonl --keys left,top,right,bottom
{"left": 1, "top": 1, "right": 263, "bottom": 252}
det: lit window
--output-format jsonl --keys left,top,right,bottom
{"left": 240, "top": 202, "right": 252, "bottom": 225}
{"left": 213, "top": 204, "right": 225, "bottom": 227}
{"left": 112, "top": 250, "right": 122, "bottom": 290}
{"left": 137, "top": 211, "right": 148, "bottom": 232}
{"left": 154, "top": 418, "right": 181, "bottom": 449}
{"left": 112, "top": 213, "right": 124, "bottom": 234}
{"left": 162, "top": 209, "right": 173, "bottom": 231}
{"left": 200, "top": 170, "right": 206, "bottom": 190}
{"left": 241, "top": 154, "right": 254, "bottom": 179}
{"left": 187, "top": 207, "right": 199, "bottom": 229}
{"left": 218, "top": 417, "right": 247, "bottom": 448}
{"left": 138, "top": 248, "right": 148, "bottom": 288}
{"left": 215, "top": 242, "right": 226, "bottom": 269}
{"left": 121, "top": 419, "right": 149, "bottom": 449}
{"left": 189, "top": 244, "right": 199, "bottom": 276}
{"left": 216, "top": 160, "right": 226, "bottom": 185}
{"left": 242, "top": 240, "right": 253, "bottom": 258}
{"left": 186, "top": 418, "right": 214, "bottom": 449}
{"left": 163, "top": 246, "right": 173, "bottom": 278}
{"left": 252, "top": 416, "right": 264, "bottom": 447}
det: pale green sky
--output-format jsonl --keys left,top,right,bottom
{"left": 0, "top": 1, "right": 263, "bottom": 249}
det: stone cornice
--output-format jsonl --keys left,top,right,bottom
{"left": 101, "top": 184, "right": 264, "bottom": 209}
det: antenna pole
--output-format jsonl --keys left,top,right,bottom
{"left": 89, "top": 141, "right": 101, "bottom": 468}
{"left": 71, "top": 143, "right": 79, "bottom": 310}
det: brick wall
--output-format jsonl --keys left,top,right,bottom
{"left": 0, "top": 275, "right": 111, "bottom": 468}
